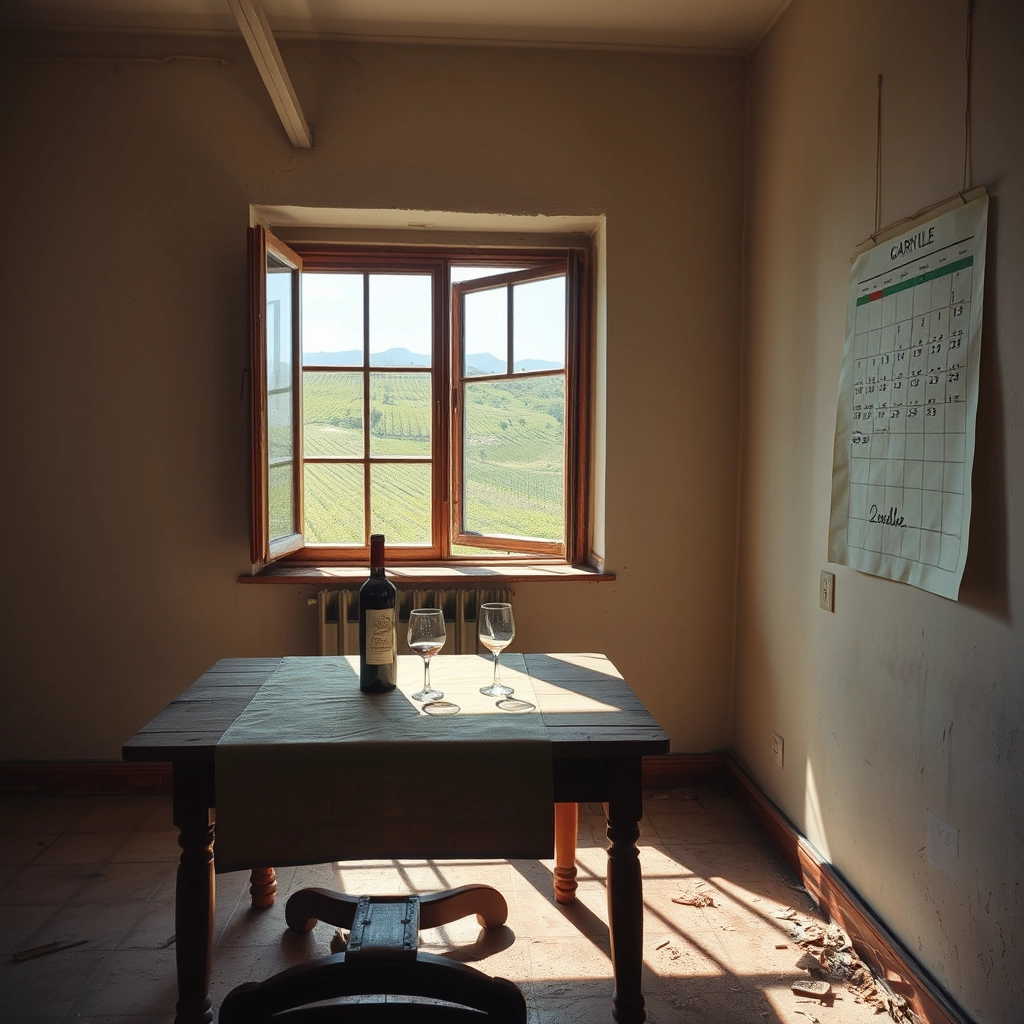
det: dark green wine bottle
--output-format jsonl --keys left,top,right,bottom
{"left": 358, "top": 534, "right": 397, "bottom": 693}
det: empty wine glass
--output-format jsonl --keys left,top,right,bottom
{"left": 408, "top": 609, "right": 446, "bottom": 702}
{"left": 478, "top": 602, "right": 515, "bottom": 697}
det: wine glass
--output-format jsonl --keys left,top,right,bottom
{"left": 408, "top": 609, "right": 446, "bottom": 702}
{"left": 478, "top": 602, "right": 515, "bottom": 697}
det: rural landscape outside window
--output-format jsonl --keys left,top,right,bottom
{"left": 249, "top": 228, "right": 591, "bottom": 569}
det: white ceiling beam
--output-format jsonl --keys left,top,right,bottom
{"left": 227, "top": 0, "right": 312, "bottom": 149}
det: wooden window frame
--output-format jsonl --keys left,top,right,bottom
{"left": 249, "top": 239, "right": 592, "bottom": 568}
{"left": 250, "top": 226, "right": 304, "bottom": 567}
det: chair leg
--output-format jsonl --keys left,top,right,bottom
{"left": 553, "top": 802, "right": 579, "bottom": 904}
{"left": 249, "top": 867, "right": 277, "bottom": 908}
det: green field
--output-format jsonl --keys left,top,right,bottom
{"left": 291, "top": 370, "right": 565, "bottom": 547}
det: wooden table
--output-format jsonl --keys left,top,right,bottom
{"left": 123, "top": 654, "right": 669, "bottom": 1024}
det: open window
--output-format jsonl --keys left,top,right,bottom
{"left": 249, "top": 236, "right": 591, "bottom": 570}
{"left": 250, "top": 227, "right": 303, "bottom": 566}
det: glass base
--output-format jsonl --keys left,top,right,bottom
{"left": 479, "top": 683, "right": 513, "bottom": 697}
{"left": 412, "top": 688, "right": 444, "bottom": 702}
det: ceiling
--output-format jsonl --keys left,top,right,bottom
{"left": 2, "top": 0, "right": 792, "bottom": 54}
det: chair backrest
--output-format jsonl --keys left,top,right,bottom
{"left": 219, "top": 952, "right": 527, "bottom": 1024}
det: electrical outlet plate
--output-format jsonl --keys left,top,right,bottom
{"left": 771, "top": 732, "right": 784, "bottom": 767}
{"left": 820, "top": 571, "right": 835, "bottom": 611}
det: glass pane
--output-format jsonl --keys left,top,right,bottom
{"left": 464, "top": 286, "right": 507, "bottom": 376}
{"left": 268, "top": 461, "right": 294, "bottom": 540}
{"left": 268, "top": 388, "right": 292, "bottom": 460}
{"left": 514, "top": 276, "right": 565, "bottom": 371}
{"left": 371, "top": 463, "right": 431, "bottom": 545}
{"left": 304, "top": 463, "right": 364, "bottom": 545}
{"left": 451, "top": 265, "right": 527, "bottom": 284}
{"left": 370, "top": 373, "right": 431, "bottom": 457}
{"left": 302, "top": 273, "right": 363, "bottom": 366}
{"left": 369, "top": 274, "right": 432, "bottom": 366}
{"left": 462, "top": 377, "right": 564, "bottom": 542}
{"left": 266, "top": 254, "right": 293, "bottom": 393}
{"left": 303, "top": 371, "right": 363, "bottom": 457}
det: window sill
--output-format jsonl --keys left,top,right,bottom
{"left": 239, "top": 563, "right": 614, "bottom": 586}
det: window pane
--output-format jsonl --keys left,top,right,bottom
{"left": 269, "top": 461, "right": 294, "bottom": 540}
{"left": 514, "top": 276, "right": 565, "bottom": 371}
{"left": 302, "top": 273, "right": 363, "bottom": 365}
{"left": 304, "top": 463, "right": 364, "bottom": 545}
{"left": 371, "top": 463, "right": 431, "bottom": 545}
{"left": 266, "top": 254, "right": 293, "bottom": 392}
{"left": 268, "top": 389, "right": 293, "bottom": 460}
{"left": 369, "top": 373, "right": 431, "bottom": 457}
{"left": 462, "top": 376, "right": 564, "bottom": 542}
{"left": 304, "top": 371, "right": 363, "bottom": 457}
{"left": 369, "top": 274, "right": 431, "bottom": 366}
{"left": 464, "top": 287, "right": 507, "bottom": 376}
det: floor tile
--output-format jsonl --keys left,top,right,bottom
{"left": 73, "top": 949, "right": 178, "bottom": 1015}
{"left": 26, "top": 898, "right": 148, "bottom": 952}
{"left": 4, "top": 797, "right": 93, "bottom": 835}
{"left": 34, "top": 832, "right": 125, "bottom": 865}
{"left": 0, "top": 904, "right": 61, "bottom": 955}
{"left": 0, "top": 949, "right": 109, "bottom": 1016}
{"left": 0, "top": 833, "right": 60, "bottom": 867}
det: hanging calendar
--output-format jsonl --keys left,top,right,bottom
{"left": 828, "top": 194, "right": 988, "bottom": 600}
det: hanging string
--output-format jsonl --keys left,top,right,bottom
{"left": 874, "top": 74, "right": 883, "bottom": 235}
{"left": 963, "top": 0, "right": 974, "bottom": 191}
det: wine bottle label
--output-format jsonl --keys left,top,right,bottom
{"left": 365, "top": 608, "right": 396, "bottom": 665}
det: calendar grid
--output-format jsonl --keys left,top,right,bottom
{"left": 847, "top": 254, "right": 971, "bottom": 573}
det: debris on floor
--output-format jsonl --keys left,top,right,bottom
{"left": 792, "top": 979, "right": 833, "bottom": 998}
{"left": 12, "top": 938, "right": 89, "bottom": 963}
{"left": 672, "top": 886, "right": 716, "bottom": 907}
{"left": 789, "top": 918, "right": 889, "bottom": 1013}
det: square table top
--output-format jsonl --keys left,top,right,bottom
{"left": 123, "top": 653, "right": 669, "bottom": 763}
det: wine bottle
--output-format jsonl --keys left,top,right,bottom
{"left": 358, "top": 533, "right": 397, "bottom": 693}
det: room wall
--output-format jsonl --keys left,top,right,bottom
{"left": 736, "top": 1, "right": 1023, "bottom": 1020}
{"left": 0, "top": 34, "right": 744, "bottom": 759}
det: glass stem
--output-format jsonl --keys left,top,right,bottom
{"left": 424, "top": 658, "right": 431, "bottom": 694}
{"left": 493, "top": 652, "right": 501, "bottom": 684}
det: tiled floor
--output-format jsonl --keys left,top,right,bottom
{"left": 0, "top": 787, "right": 887, "bottom": 1023}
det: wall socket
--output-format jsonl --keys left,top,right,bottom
{"left": 820, "top": 571, "right": 835, "bottom": 612}
{"left": 771, "top": 732, "right": 784, "bottom": 767}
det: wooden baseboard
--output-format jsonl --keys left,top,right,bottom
{"left": 641, "top": 752, "right": 727, "bottom": 787}
{"left": 724, "top": 757, "right": 970, "bottom": 1024}
{"left": 0, "top": 761, "right": 172, "bottom": 795}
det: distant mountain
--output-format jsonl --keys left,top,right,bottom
{"left": 303, "top": 347, "right": 429, "bottom": 367}
{"left": 304, "top": 347, "right": 561, "bottom": 375}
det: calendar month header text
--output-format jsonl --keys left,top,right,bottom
{"left": 890, "top": 226, "right": 936, "bottom": 261}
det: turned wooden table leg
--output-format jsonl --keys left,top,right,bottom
{"left": 606, "top": 756, "right": 646, "bottom": 1024}
{"left": 249, "top": 867, "right": 276, "bottom": 907}
{"left": 553, "top": 802, "right": 579, "bottom": 904}
{"left": 172, "top": 762, "right": 216, "bottom": 1024}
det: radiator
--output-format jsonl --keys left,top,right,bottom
{"left": 315, "top": 588, "right": 512, "bottom": 656}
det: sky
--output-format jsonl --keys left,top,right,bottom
{"left": 299, "top": 265, "right": 566, "bottom": 369}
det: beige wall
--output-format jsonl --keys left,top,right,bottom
{"left": 736, "top": 0, "right": 1024, "bottom": 1020}
{"left": 0, "top": 35, "right": 744, "bottom": 759}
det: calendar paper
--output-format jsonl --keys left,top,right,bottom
{"left": 829, "top": 195, "right": 988, "bottom": 600}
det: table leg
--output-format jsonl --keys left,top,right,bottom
{"left": 249, "top": 867, "right": 277, "bottom": 907}
{"left": 606, "top": 756, "right": 645, "bottom": 1024}
{"left": 172, "top": 762, "right": 216, "bottom": 1024}
{"left": 553, "top": 802, "right": 579, "bottom": 904}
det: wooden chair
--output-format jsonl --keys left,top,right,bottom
{"left": 220, "top": 884, "right": 526, "bottom": 1024}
